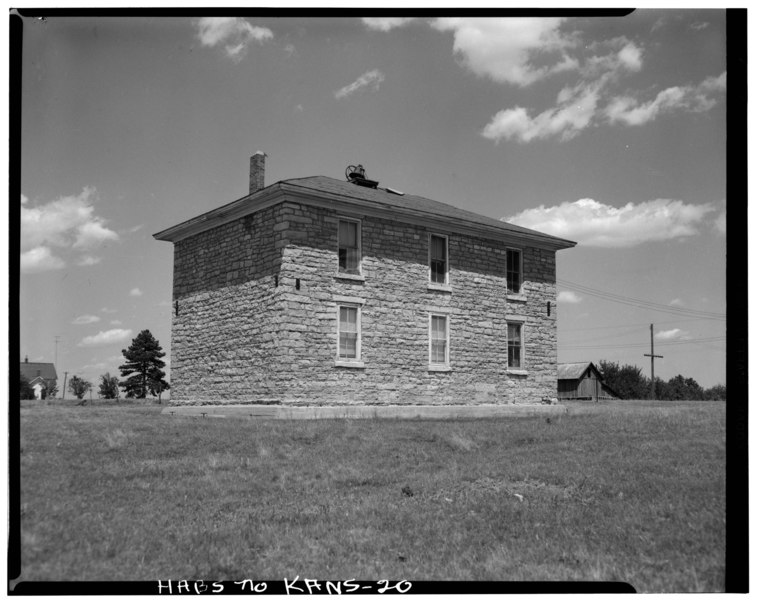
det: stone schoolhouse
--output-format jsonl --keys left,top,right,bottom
{"left": 154, "top": 154, "right": 575, "bottom": 407}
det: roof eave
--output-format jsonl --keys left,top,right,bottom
{"left": 153, "top": 181, "right": 577, "bottom": 251}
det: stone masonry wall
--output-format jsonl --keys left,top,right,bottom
{"left": 168, "top": 198, "right": 559, "bottom": 405}
{"left": 171, "top": 202, "right": 557, "bottom": 404}
{"left": 169, "top": 204, "right": 286, "bottom": 405}
{"left": 269, "top": 202, "right": 558, "bottom": 405}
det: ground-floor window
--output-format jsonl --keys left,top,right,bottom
{"left": 337, "top": 304, "right": 361, "bottom": 360}
{"left": 429, "top": 314, "right": 449, "bottom": 366}
{"left": 508, "top": 322, "right": 523, "bottom": 368}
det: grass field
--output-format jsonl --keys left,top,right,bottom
{"left": 17, "top": 401, "right": 725, "bottom": 591}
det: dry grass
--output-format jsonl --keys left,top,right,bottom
{"left": 17, "top": 401, "right": 725, "bottom": 590}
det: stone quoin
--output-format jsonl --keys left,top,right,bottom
{"left": 154, "top": 155, "right": 576, "bottom": 407}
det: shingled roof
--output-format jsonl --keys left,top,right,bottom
{"left": 20, "top": 361, "right": 57, "bottom": 383}
{"left": 154, "top": 175, "right": 576, "bottom": 251}
{"left": 557, "top": 362, "right": 602, "bottom": 381}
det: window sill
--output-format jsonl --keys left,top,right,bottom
{"left": 428, "top": 364, "right": 452, "bottom": 372}
{"left": 507, "top": 294, "right": 527, "bottom": 302}
{"left": 427, "top": 282, "right": 452, "bottom": 293}
{"left": 335, "top": 272, "right": 365, "bottom": 283}
{"left": 507, "top": 369, "right": 529, "bottom": 376}
{"left": 334, "top": 360, "right": 365, "bottom": 369}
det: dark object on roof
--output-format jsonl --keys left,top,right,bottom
{"left": 155, "top": 174, "right": 576, "bottom": 252}
{"left": 346, "top": 164, "right": 379, "bottom": 189}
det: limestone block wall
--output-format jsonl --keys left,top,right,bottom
{"left": 169, "top": 204, "right": 285, "bottom": 405}
{"left": 267, "top": 201, "right": 558, "bottom": 405}
{"left": 168, "top": 198, "right": 558, "bottom": 406}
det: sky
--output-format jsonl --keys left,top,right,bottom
{"left": 16, "top": 10, "right": 729, "bottom": 392}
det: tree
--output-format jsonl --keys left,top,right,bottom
{"left": 99, "top": 372, "right": 120, "bottom": 400}
{"left": 68, "top": 375, "right": 92, "bottom": 400}
{"left": 599, "top": 361, "right": 649, "bottom": 400}
{"left": 46, "top": 380, "right": 59, "bottom": 399}
{"left": 148, "top": 377, "right": 170, "bottom": 403}
{"left": 19, "top": 372, "right": 35, "bottom": 400}
{"left": 119, "top": 330, "right": 168, "bottom": 399}
{"left": 704, "top": 384, "right": 726, "bottom": 401}
{"left": 662, "top": 374, "right": 705, "bottom": 401}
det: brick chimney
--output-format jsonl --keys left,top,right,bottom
{"left": 249, "top": 151, "right": 267, "bottom": 195}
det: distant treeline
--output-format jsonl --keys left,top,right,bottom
{"left": 599, "top": 360, "right": 725, "bottom": 401}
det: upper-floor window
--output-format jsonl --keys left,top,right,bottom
{"left": 337, "top": 304, "right": 361, "bottom": 360}
{"left": 507, "top": 322, "right": 523, "bottom": 368}
{"left": 338, "top": 219, "right": 361, "bottom": 274}
{"left": 507, "top": 248, "right": 522, "bottom": 294}
{"left": 429, "top": 234, "right": 448, "bottom": 284}
{"left": 430, "top": 314, "right": 449, "bottom": 366}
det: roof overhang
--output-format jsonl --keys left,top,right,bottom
{"left": 154, "top": 182, "right": 577, "bottom": 252}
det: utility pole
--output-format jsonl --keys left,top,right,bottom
{"left": 62, "top": 371, "right": 68, "bottom": 400}
{"left": 644, "top": 324, "right": 664, "bottom": 399}
{"left": 54, "top": 336, "right": 60, "bottom": 370}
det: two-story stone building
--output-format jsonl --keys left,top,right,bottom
{"left": 154, "top": 153, "right": 575, "bottom": 408}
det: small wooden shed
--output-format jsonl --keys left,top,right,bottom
{"left": 557, "top": 362, "right": 620, "bottom": 401}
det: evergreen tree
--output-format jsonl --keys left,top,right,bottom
{"left": 119, "top": 330, "right": 168, "bottom": 399}
{"left": 99, "top": 372, "right": 120, "bottom": 400}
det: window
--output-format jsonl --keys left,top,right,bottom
{"left": 338, "top": 219, "right": 361, "bottom": 274}
{"left": 507, "top": 322, "right": 523, "bottom": 369}
{"left": 507, "top": 249, "right": 522, "bottom": 294}
{"left": 429, "top": 234, "right": 448, "bottom": 284}
{"left": 430, "top": 314, "right": 449, "bottom": 365}
{"left": 338, "top": 305, "right": 360, "bottom": 360}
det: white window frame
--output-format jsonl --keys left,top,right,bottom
{"left": 336, "top": 302, "right": 363, "bottom": 367}
{"left": 506, "top": 247, "right": 523, "bottom": 296}
{"left": 428, "top": 313, "right": 450, "bottom": 370}
{"left": 337, "top": 217, "right": 362, "bottom": 277}
{"left": 428, "top": 233, "right": 450, "bottom": 288}
{"left": 506, "top": 318, "right": 527, "bottom": 373}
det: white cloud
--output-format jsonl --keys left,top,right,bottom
{"left": 482, "top": 77, "right": 604, "bottom": 143}
{"left": 557, "top": 290, "right": 582, "bottom": 304}
{"left": 506, "top": 198, "right": 717, "bottom": 247}
{"left": 77, "top": 255, "right": 102, "bottom": 266}
{"left": 20, "top": 187, "right": 118, "bottom": 273}
{"left": 362, "top": 18, "right": 417, "bottom": 32}
{"left": 196, "top": 17, "right": 273, "bottom": 63}
{"left": 431, "top": 18, "right": 576, "bottom": 86}
{"left": 655, "top": 328, "right": 690, "bottom": 341}
{"left": 21, "top": 246, "right": 65, "bottom": 273}
{"left": 714, "top": 210, "right": 726, "bottom": 235}
{"left": 79, "top": 328, "right": 133, "bottom": 347}
{"left": 334, "top": 69, "right": 385, "bottom": 99}
{"left": 130, "top": 287, "right": 143, "bottom": 297}
{"left": 101, "top": 307, "right": 117, "bottom": 314}
{"left": 605, "top": 72, "right": 726, "bottom": 126}
{"left": 72, "top": 314, "right": 101, "bottom": 325}
{"left": 110, "top": 320, "right": 123, "bottom": 325}
{"left": 669, "top": 298, "right": 685, "bottom": 307}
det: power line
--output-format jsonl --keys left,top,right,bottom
{"left": 558, "top": 278, "right": 726, "bottom": 321}
{"left": 559, "top": 317, "right": 724, "bottom": 333}
{"left": 562, "top": 335, "right": 726, "bottom": 350}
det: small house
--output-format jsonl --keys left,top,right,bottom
{"left": 557, "top": 362, "right": 620, "bottom": 401}
{"left": 20, "top": 356, "right": 58, "bottom": 399}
